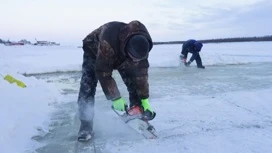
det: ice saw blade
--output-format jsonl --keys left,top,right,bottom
{"left": 112, "top": 107, "right": 157, "bottom": 139}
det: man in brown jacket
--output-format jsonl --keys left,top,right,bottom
{"left": 77, "top": 20, "right": 155, "bottom": 141}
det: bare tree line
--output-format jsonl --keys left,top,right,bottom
{"left": 153, "top": 35, "right": 272, "bottom": 45}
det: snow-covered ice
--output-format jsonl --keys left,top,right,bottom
{"left": 0, "top": 72, "right": 62, "bottom": 153}
{"left": 1, "top": 42, "right": 272, "bottom": 74}
{"left": 0, "top": 42, "right": 272, "bottom": 153}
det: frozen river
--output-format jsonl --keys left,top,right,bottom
{"left": 32, "top": 62, "right": 272, "bottom": 153}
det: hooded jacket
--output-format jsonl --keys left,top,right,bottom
{"left": 82, "top": 21, "right": 153, "bottom": 100}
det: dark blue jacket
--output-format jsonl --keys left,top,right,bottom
{"left": 181, "top": 39, "right": 203, "bottom": 63}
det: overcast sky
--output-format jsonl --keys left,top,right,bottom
{"left": 1, "top": 0, "right": 271, "bottom": 44}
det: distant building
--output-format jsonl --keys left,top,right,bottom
{"left": 19, "top": 39, "right": 31, "bottom": 45}
{"left": 1, "top": 38, "right": 61, "bottom": 46}
{"left": 3, "top": 40, "right": 24, "bottom": 46}
{"left": 33, "top": 39, "right": 60, "bottom": 46}
{"left": 1, "top": 39, "right": 31, "bottom": 46}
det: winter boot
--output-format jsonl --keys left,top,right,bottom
{"left": 197, "top": 65, "right": 205, "bottom": 69}
{"left": 78, "top": 120, "right": 93, "bottom": 142}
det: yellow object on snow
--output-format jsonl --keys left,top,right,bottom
{"left": 3, "top": 74, "right": 27, "bottom": 88}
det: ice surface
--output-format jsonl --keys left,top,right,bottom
{"left": 1, "top": 42, "right": 272, "bottom": 153}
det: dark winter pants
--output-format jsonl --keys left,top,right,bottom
{"left": 195, "top": 53, "right": 203, "bottom": 67}
{"left": 78, "top": 47, "right": 141, "bottom": 123}
{"left": 78, "top": 50, "right": 98, "bottom": 123}
{"left": 190, "top": 53, "right": 203, "bottom": 67}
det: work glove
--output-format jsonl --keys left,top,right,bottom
{"left": 184, "top": 61, "right": 191, "bottom": 66}
{"left": 180, "top": 55, "right": 184, "bottom": 60}
{"left": 182, "top": 57, "right": 186, "bottom": 63}
{"left": 141, "top": 99, "right": 156, "bottom": 120}
{"left": 141, "top": 99, "right": 153, "bottom": 112}
{"left": 112, "top": 97, "right": 126, "bottom": 111}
